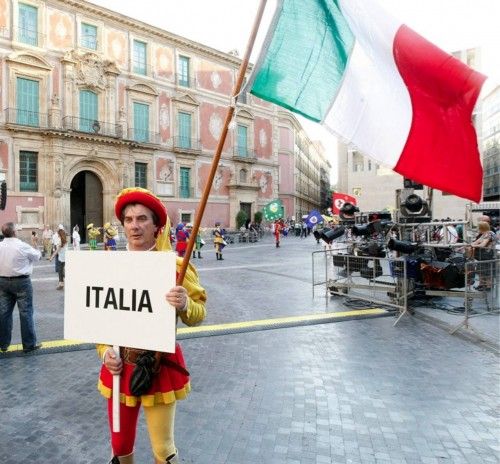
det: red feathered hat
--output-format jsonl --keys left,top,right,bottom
{"left": 115, "top": 188, "right": 167, "bottom": 228}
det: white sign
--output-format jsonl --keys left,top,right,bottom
{"left": 64, "top": 250, "right": 177, "bottom": 353}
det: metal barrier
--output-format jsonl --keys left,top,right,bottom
{"left": 313, "top": 248, "right": 410, "bottom": 325}
{"left": 450, "top": 258, "right": 499, "bottom": 337}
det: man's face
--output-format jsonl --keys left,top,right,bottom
{"left": 123, "top": 204, "right": 158, "bottom": 251}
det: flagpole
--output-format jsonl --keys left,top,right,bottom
{"left": 177, "top": 0, "right": 268, "bottom": 285}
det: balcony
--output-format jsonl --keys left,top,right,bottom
{"left": 15, "top": 27, "right": 45, "bottom": 47}
{"left": 4, "top": 108, "right": 48, "bottom": 128}
{"left": 62, "top": 116, "right": 122, "bottom": 138}
{"left": 172, "top": 136, "right": 201, "bottom": 153}
{"left": 178, "top": 186, "right": 194, "bottom": 199}
{"left": 125, "top": 127, "right": 160, "bottom": 144}
{"left": 175, "top": 73, "right": 196, "bottom": 89}
{"left": 232, "top": 146, "right": 257, "bottom": 163}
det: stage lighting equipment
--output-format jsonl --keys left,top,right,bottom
{"left": 387, "top": 238, "right": 418, "bottom": 254}
{"left": 339, "top": 202, "right": 359, "bottom": 222}
{"left": 313, "top": 229, "right": 324, "bottom": 241}
{"left": 399, "top": 194, "right": 430, "bottom": 222}
{"left": 321, "top": 226, "right": 345, "bottom": 243}
{"left": 352, "top": 223, "right": 373, "bottom": 237}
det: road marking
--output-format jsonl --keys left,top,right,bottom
{"left": 1, "top": 309, "right": 387, "bottom": 353}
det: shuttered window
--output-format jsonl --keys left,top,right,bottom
{"left": 135, "top": 163, "right": 147, "bottom": 188}
{"left": 237, "top": 125, "right": 248, "bottom": 157}
{"left": 16, "top": 77, "right": 39, "bottom": 126}
{"left": 81, "top": 23, "right": 97, "bottom": 50}
{"left": 180, "top": 167, "right": 191, "bottom": 198}
{"left": 178, "top": 112, "right": 191, "bottom": 148}
{"left": 134, "top": 102, "right": 149, "bottom": 142}
{"left": 19, "top": 3, "right": 37, "bottom": 46}
{"left": 133, "top": 40, "right": 147, "bottom": 75}
{"left": 79, "top": 90, "right": 98, "bottom": 132}
{"left": 19, "top": 151, "right": 38, "bottom": 192}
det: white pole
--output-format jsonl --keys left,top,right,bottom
{"left": 112, "top": 345, "right": 120, "bottom": 433}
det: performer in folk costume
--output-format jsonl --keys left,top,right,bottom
{"left": 185, "top": 223, "right": 204, "bottom": 259}
{"left": 174, "top": 223, "right": 188, "bottom": 257}
{"left": 103, "top": 222, "right": 118, "bottom": 251}
{"left": 87, "top": 223, "right": 101, "bottom": 250}
{"left": 213, "top": 222, "right": 225, "bottom": 260}
{"left": 274, "top": 219, "right": 283, "bottom": 248}
{"left": 97, "top": 187, "right": 207, "bottom": 464}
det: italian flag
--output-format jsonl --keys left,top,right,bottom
{"left": 247, "top": 0, "right": 487, "bottom": 202}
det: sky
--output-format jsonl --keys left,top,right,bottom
{"left": 88, "top": 0, "right": 500, "bottom": 183}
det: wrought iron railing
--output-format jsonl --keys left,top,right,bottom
{"left": 175, "top": 73, "right": 196, "bottom": 88}
{"left": 4, "top": 108, "right": 48, "bottom": 128}
{"left": 172, "top": 136, "right": 201, "bottom": 152}
{"left": 125, "top": 127, "right": 160, "bottom": 144}
{"left": 62, "top": 116, "right": 122, "bottom": 137}
{"left": 178, "top": 186, "right": 194, "bottom": 199}
{"left": 233, "top": 146, "right": 257, "bottom": 161}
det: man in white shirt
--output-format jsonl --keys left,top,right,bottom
{"left": 0, "top": 222, "right": 41, "bottom": 353}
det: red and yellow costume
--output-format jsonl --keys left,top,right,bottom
{"left": 97, "top": 188, "right": 206, "bottom": 464}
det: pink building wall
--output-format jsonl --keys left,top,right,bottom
{"left": 278, "top": 153, "right": 294, "bottom": 193}
{"left": 254, "top": 117, "right": 272, "bottom": 159}
{"left": 196, "top": 60, "right": 232, "bottom": 96}
{"left": 166, "top": 201, "right": 229, "bottom": 228}
{"left": 155, "top": 45, "right": 174, "bottom": 80}
{"left": 200, "top": 103, "right": 231, "bottom": 152}
{"left": 279, "top": 126, "right": 293, "bottom": 151}
{"left": 47, "top": 10, "right": 74, "bottom": 49}
{"left": 0, "top": 141, "right": 8, "bottom": 171}
{"left": 159, "top": 92, "right": 171, "bottom": 143}
{"left": 197, "top": 162, "right": 230, "bottom": 197}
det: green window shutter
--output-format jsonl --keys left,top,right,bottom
{"left": 237, "top": 125, "right": 248, "bottom": 156}
{"left": 79, "top": 90, "right": 98, "bottom": 132}
{"left": 19, "top": 151, "right": 38, "bottom": 191}
{"left": 180, "top": 167, "right": 191, "bottom": 198}
{"left": 178, "top": 112, "right": 191, "bottom": 148}
{"left": 16, "top": 77, "right": 39, "bottom": 126}
{"left": 178, "top": 56, "right": 190, "bottom": 87}
{"left": 81, "top": 23, "right": 97, "bottom": 50}
{"left": 134, "top": 102, "right": 149, "bottom": 142}
{"left": 134, "top": 163, "right": 147, "bottom": 188}
{"left": 133, "top": 40, "right": 147, "bottom": 75}
{"left": 19, "top": 3, "right": 37, "bottom": 46}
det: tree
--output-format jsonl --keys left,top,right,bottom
{"left": 235, "top": 210, "right": 247, "bottom": 229}
{"left": 254, "top": 211, "right": 263, "bottom": 225}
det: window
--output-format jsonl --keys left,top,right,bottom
{"left": 178, "top": 112, "right": 192, "bottom": 148}
{"left": 79, "top": 90, "right": 98, "bottom": 132}
{"left": 16, "top": 77, "right": 39, "bottom": 126}
{"left": 134, "top": 102, "right": 149, "bottom": 142}
{"left": 133, "top": 40, "right": 147, "bottom": 75}
{"left": 177, "top": 56, "right": 190, "bottom": 87}
{"left": 19, "top": 151, "right": 37, "bottom": 191}
{"left": 135, "top": 163, "right": 147, "bottom": 188}
{"left": 237, "top": 125, "right": 248, "bottom": 156}
{"left": 19, "top": 3, "right": 38, "bottom": 46}
{"left": 81, "top": 23, "right": 97, "bottom": 50}
{"left": 179, "top": 167, "right": 191, "bottom": 198}
{"left": 181, "top": 213, "right": 191, "bottom": 223}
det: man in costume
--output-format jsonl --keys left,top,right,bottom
{"left": 97, "top": 188, "right": 207, "bottom": 464}
{"left": 174, "top": 223, "right": 187, "bottom": 257}
{"left": 103, "top": 222, "right": 118, "bottom": 250}
{"left": 185, "top": 223, "right": 203, "bottom": 259}
{"left": 87, "top": 223, "right": 101, "bottom": 250}
{"left": 213, "top": 222, "right": 225, "bottom": 260}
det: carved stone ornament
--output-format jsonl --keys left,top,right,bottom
{"left": 76, "top": 53, "right": 106, "bottom": 90}
{"left": 209, "top": 113, "right": 223, "bottom": 140}
{"left": 210, "top": 71, "right": 222, "bottom": 89}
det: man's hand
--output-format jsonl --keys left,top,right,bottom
{"left": 166, "top": 286, "right": 188, "bottom": 311}
{"left": 104, "top": 349, "right": 123, "bottom": 375}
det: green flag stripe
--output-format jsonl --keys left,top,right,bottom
{"left": 249, "top": 0, "right": 354, "bottom": 122}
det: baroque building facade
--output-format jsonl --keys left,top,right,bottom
{"left": 0, "top": 0, "right": 331, "bottom": 240}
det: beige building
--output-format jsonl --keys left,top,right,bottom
{"left": 0, "top": 0, "right": 331, "bottom": 240}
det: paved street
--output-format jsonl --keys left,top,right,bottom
{"left": 0, "top": 234, "right": 499, "bottom": 463}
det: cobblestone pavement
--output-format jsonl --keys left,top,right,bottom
{"left": 0, "top": 235, "right": 498, "bottom": 463}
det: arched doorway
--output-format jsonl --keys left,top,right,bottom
{"left": 70, "top": 171, "right": 103, "bottom": 243}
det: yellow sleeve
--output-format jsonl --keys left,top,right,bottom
{"left": 176, "top": 259, "right": 207, "bottom": 327}
{"left": 96, "top": 344, "right": 111, "bottom": 360}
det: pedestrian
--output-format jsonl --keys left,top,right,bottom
{"left": 175, "top": 223, "right": 187, "bottom": 257}
{"left": 87, "top": 223, "right": 100, "bottom": 250}
{"left": 468, "top": 221, "right": 496, "bottom": 291}
{"left": 72, "top": 225, "right": 81, "bottom": 250}
{"left": 52, "top": 225, "right": 64, "bottom": 273}
{"left": 274, "top": 219, "right": 282, "bottom": 247}
{"left": 301, "top": 221, "right": 307, "bottom": 238}
{"left": 0, "top": 222, "right": 42, "bottom": 353}
{"left": 31, "top": 230, "right": 39, "bottom": 250}
{"left": 97, "top": 187, "right": 207, "bottom": 464}
{"left": 213, "top": 222, "right": 225, "bottom": 260}
{"left": 104, "top": 222, "right": 118, "bottom": 250}
{"left": 49, "top": 228, "right": 67, "bottom": 290}
{"left": 42, "top": 224, "right": 53, "bottom": 258}
{"left": 186, "top": 223, "right": 204, "bottom": 259}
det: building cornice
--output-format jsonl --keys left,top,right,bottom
{"left": 54, "top": 0, "right": 245, "bottom": 67}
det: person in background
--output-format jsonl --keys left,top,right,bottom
{"left": 42, "top": 225, "right": 53, "bottom": 258}
{"left": 72, "top": 225, "right": 81, "bottom": 250}
{"left": 213, "top": 222, "right": 225, "bottom": 260}
{"left": 31, "top": 230, "right": 39, "bottom": 250}
{"left": 0, "top": 222, "right": 42, "bottom": 353}
{"left": 104, "top": 222, "right": 118, "bottom": 251}
{"left": 274, "top": 219, "right": 282, "bottom": 248}
{"left": 185, "top": 223, "right": 204, "bottom": 259}
{"left": 52, "top": 225, "right": 64, "bottom": 273}
{"left": 469, "top": 221, "right": 496, "bottom": 291}
{"left": 97, "top": 187, "right": 206, "bottom": 464}
{"left": 87, "top": 223, "right": 101, "bottom": 250}
{"left": 50, "top": 228, "right": 67, "bottom": 290}
{"left": 175, "top": 223, "right": 188, "bottom": 257}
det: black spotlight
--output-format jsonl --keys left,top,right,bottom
{"left": 400, "top": 194, "right": 430, "bottom": 219}
{"left": 387, "top": 238, "right": 418, "bottom": 254}
{"left": 339, "top": 202, "right": 359, "bottom": 217}
{"left": 352, "top": 223, "right": 374, "bottom": 237}
{"left": 313, "top": 229, "right": 325, "bottom": 241}
{"left": 321, "top": 226, "right": 345, "bottom": 243}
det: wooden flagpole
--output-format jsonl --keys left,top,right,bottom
{"left": 177, "top": 0, "right": 268, "bottom": 285}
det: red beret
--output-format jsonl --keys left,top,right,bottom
{"left": 115, "top": 188, "right": 167, "bottom": 228}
